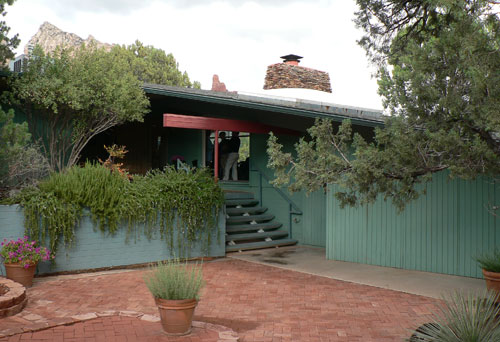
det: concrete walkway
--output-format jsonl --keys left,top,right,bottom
{"left": 228, "top": 245, "right": 485, "bottom": 299}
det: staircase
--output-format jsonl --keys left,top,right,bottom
{"left": 224, "top": 190, "right": 298, "bottom": 252}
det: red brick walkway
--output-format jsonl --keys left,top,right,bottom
{"left": 0, "top": 316, "right": 222, "bottom": 342}
{"left": 0, "top": 259, "right": 441, "bottom": 341}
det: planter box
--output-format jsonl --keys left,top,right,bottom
{"left": 0, "top": 205, "right": 225, "bottom": 275}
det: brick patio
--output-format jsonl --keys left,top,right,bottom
{"left": 0, "top": 258, "right": 441, "bottom": 341}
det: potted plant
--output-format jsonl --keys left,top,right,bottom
{"left": 144, "top": 258, "right": 204, "bottom": 336}
{"left": 476, "top": 249, "right": 500, "bottom": 295}
{"left": 0, "top": 236, "right": 52, "bottom": 287}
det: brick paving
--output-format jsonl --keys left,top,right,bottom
{"left": 0, "top": 258, "right": 442, "bottom": 341}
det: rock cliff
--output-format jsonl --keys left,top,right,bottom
{"left": 24, "top": 22, "right": 112, "bottom": 55}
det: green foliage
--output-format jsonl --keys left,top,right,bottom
{"left": 268, "top": 1, "right": 500, "bottom": 210}
{"left": 143, "top": 259, "right": 204, "bottom": 300}
{"left": 10, "top": 163, "right": 224, "bottom": 257}
{"left": 10, "top": 44, "right": 150, "bottom": 172}
{"left": 412, "top": 291, "right": 500, "bottom": 342}
{"left": 238, "top": 134, "right": 249, "bottom": 162}
{"left": 0, "top": 0, "right": 19, "bottom": 68}
{"left": 124, "top": 40, "right": 200, "bottom": 88}
{"left": 476, "top": 250, "right": 500, "bottom": 273}
{"left": 0, "top": 106, "right": 49, "bottom": 195}
{"left": 0, "top": 106, "right": 29, "bottom": 182}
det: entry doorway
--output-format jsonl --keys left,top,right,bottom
{"left": 203, "top": 130, "right": 249, "bottom": 181}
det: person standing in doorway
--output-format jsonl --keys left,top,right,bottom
{"left": 218, "top": 131, "right": 229, "bottom": 179}
{"left": 223, "top": 131, "right": 240, "bottom": 181}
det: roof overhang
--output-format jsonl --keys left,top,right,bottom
{"left": 163, "top": 113, "right": 301, "bottom": 136}
{"left": 143, "top": 84, "right": 385, "bottom": 128}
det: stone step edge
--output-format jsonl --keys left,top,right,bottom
{"left": 0, "top": 310, "right": 240, "bottom": 341}
{"left": 0, "top": 297, "right": 27, "bottom": 318}
{"left": 0, "top": 278, "right": 26, "bottom": 310}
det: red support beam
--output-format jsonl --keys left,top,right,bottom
{"left": 214, "top": 129, "right": 219, "bottom": 182}
{"left": 163, "top": 113, "right": 300, "bottom": 136}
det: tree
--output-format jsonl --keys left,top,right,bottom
{"left": 0, "top": 107, "right": 49, "bottom": 195}
{"left": 0, "top": 0, "right": 19, "bottom": 68}
{"left": 267, "top": 0, "right": 500, "bottom": 210}
{"left": 124, "top": 40, "right": 201, "bottom": 89}
{"left": 10, "top": 45, "right": 150, "bottom": 172}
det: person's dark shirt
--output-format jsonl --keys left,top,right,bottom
{"left": 228, "top": 136, "right": 240, "bottom": 153}
{"left": 219, "top": 139, "right": 229, "bottom": 154}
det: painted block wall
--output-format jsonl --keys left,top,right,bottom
{"left": 326, "top": 172, "right": 499, "bottom": 278}
{"left": 0, "top": 205, "right": 225, "bottom": 276}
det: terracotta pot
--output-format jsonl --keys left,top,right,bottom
{"left": 483, "top": 269, "right": 500, "bottom": 296}
{"left": 4, "top": 263, "right": 36, "bottom": 287}
{"left": 155, "top": 297, "right": 197, "bottom": 335}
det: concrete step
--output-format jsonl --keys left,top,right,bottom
{"left": 223, "top": 191, "right": 255, "bottom": 200}
{"left": 226, "top": 222, "right": 282, "bottom": 234}
{"left": 226, "top": 214, "right": 274, "bottom": 224}
{"left": 225, "top": 199, "right": 259, "bottom": 207}
{"left": 226, "top": 207, "right": 267, "bottom": 216}
{"left": 226, "top": 230, "right": 289, "bottom": 242}
{"left": 226, "top": 239, "right": 298, "bottom": 252}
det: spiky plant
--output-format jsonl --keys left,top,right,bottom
{"left": 411, "top": 291, "right": 500, "bottom": 342}
{"left": 143, "top": 258, "right": 204, "bottom": 301}
{"left": 476, "top": 250, "right": 500, "bottom": 273}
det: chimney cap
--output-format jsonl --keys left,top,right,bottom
{"left": 280, "top": 54, "right": 303, "bottom": 63}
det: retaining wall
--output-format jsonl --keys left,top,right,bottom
{"left": 0, "top": 205, "right": 225, "bottom": 275}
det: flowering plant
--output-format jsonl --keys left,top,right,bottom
{"left": 0, "top": 236, "right": 52, "bottom": 268}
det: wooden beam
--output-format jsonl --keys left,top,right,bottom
{"left": 163, "top": 113, "right": 300, "bottom": 136}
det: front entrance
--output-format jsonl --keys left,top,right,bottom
{"left": 203, "top": 130, "right": 250, "bottom": 181}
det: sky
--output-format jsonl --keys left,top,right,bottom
{"left": 6, "top": 0, "right": 384, "bottom": 110}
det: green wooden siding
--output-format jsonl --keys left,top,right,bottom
{"left": 327, "top": 172, "right": 499, "bottom": 278}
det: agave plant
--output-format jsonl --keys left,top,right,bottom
{"left": 410, "top": 290, "right": 500, "bottom": 342}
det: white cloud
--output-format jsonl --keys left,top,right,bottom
{"left": 6, "top": 0, "right": 383, "bottom": 110}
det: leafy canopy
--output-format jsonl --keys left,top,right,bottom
{"left": 0, "top": 0, "right": 19, "bottom": 67}
{"left": 125, "top": 40, "right": 201, "bottom": 88}
{"left": 268, "top": 0, "right": 500, "bottom": 210}
{"left": 10, "top": 44, "right": 150, "bottom": 172}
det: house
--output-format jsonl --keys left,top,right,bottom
{"left": 87, "top": 54, "right": 497, "bottom": 279}
{"left": 5, "top": 54, "right": 497, "bottom": 278}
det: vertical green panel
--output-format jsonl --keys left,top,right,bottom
{"left": 166, "top": 128, "right": 202, "bottom": 167}
{"left": 326, "top": 172, "right": 500, "bottom": 278}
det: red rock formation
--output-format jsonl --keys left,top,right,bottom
{"left": 211, "top": 74, "right": 228, "bottom": 92}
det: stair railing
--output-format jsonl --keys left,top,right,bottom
{"left": 250, "top": 167, "right": 302, "bottom": 239}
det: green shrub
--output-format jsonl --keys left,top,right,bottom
{"left": 10, "top": 163, "right": 224, "bottom": 257}
{"left": 144, "top": 259, "right": 204, "bottom": 300}
{"left": 476, "top": 250, "right": 500, "bottom": 273}
{"left": 411, "top": 291, "right": 500, "bottom": 342}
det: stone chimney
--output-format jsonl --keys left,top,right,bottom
{"left": 263, "top": 54, "right": 332, "bottom": 93}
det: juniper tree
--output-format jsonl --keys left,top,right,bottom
{"left": 267, "top": 0, "right": 500, "bottom": 210}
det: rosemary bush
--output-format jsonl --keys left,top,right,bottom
{"left": 411, "top": 291, "right": 500, "bottom": 342}
{"left": 144, "top": 259, "right": 204, "bottom": 300}
{"left": 10, "top": 163, "right": 224, "bottom": 257}
{"left": 476, "top": 249, "right": 500, "bottom": 273}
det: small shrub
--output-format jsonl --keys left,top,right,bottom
{"left": 476, "top": 250, "right": 500, "bottom": 273}
{"left": 410, "top": 291, "right": 500, "bottom": 342}
{"left": 144, "top": 258, "right": 204, "bottom": 300}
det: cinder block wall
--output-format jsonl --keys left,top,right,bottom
{"left": 0, "top": 205, "right": 225, "bottom": 275}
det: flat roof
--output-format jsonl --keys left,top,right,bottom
{"left": 142, "top": 83, "right": 385, "bottom": 127}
